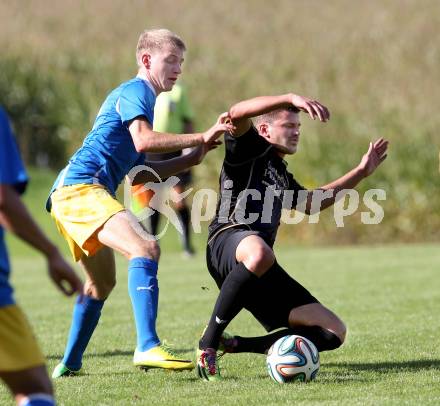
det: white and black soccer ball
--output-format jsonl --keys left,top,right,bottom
{"left": 266, "top": 335, "right": 320, "bottom": 383}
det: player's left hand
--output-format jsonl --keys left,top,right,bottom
{"left": 358, "top": 138, "right": 389, "bottom": 177}
{"left": 291, "top": 94, "right": 330, "bottom": 122}
{"left": 47, "top": 250, "right": 83, "bottom": 296}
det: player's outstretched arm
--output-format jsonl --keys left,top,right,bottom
{"left": 130, "top": 141, "right": 221, "bottom": 185}
{"left": 299, "top": 138, "right": 388, "bottom": 214}
{"left": 129, "top": 112, "right": 234, "bottom": 153}
{"left": 0, "top": 184, "right": 83, "bottom": 296}
{"left": 228, "top": 93, "right": 330, "bottom": 137}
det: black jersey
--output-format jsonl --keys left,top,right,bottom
{"left": 208, "top": 126, "right": 306, "bottom": 246}
{"left": 144, "top": 150, "right": 182, "bottom": 161}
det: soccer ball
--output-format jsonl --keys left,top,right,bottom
{"left": 266, "top": 335, "right": 320, "bottom": 383}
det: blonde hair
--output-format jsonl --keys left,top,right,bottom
{"left": 136, "top": 29, "right": 186, "bottom": 66}
{"left": 253, "top": 106, "right": 300, "bottom": 127}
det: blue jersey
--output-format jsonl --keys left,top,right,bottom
{"left": 0, "top": 107, "right": 28, "bottom": 307}
{"left": 50, "top": 77, "right": 156, "bottom": 198}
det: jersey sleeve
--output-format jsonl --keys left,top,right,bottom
{"left": 118, "top": 81, "right": 155, "bottom": 127}
{"left": 0, "top": 108, "right": 28, "bottom": 194}
{"left": 283, "top": 173, "right": 307, "bottom": 210}
{"left": 224, "top": 126, "right": 271, "bottom": 165}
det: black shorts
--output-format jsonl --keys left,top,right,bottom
{"left": 206, "top": 226, "right": 318, "bottom": 332}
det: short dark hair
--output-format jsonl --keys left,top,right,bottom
{"left": 253, "top": 106, "right": 300, "bottom": 127}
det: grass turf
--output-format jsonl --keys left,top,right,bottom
{"left": 1, "top": 243, "right": 439, "bottom": 405}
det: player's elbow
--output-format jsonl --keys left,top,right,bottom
{"left": 131, "top": 128, "right": 155, "bottom": 153}
{"left": 229, "top": 104, "right": 246, "bottom": 122}
{"left": 135, "top": 134, "right": 161, "bottom": 153}
{"left": 134, "top": 139, "right": 155, "bottom": 153}
{"left": 133, "top": 144, "right": 143, "bottom": 154}
{"left": 228, "top": 105, "right": 240, "bottom": 121}
{"left": 133, "top": 138, "right": 147, "bottom": 153}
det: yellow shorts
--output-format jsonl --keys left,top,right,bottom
{"left": 0, "top": 304, "right": 45, "bottom": 372}
{"left": 51, "top": 184, "right": 125, "bottom": 262}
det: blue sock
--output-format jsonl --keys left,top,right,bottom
{"left": 128, "top": 257, "right": 160, "bottom": 351}
{"left": 19, "top": 393, "right": 55, "bottom": 405}
{"left": 62, "top": 295, "right": 104, "bottom": 370}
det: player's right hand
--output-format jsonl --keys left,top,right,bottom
{"left": 202, "top": 112, "right": 236, "bottom": 144}
{"left": 291, "top": 94, "right": 330, "bottom": 122}
{"left": 47, "top": 250, "right": 83, "bottom": 296}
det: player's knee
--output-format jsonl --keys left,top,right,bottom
{"left": 334, "top": 319, "right": 347, "bottom": 344}
{"left": 135, "top": 240, "right": 160, "bottom": 261}
{"left": 312, "top": 326, "right": 344, "bottom": 351}
{"left": 243, "top": 245, "right": 275, "bottom": 276}
{"left": 85, "top": 277, "right": 115, "bottom": 299}
{"left": 318, "top": 327, "right": 344, "bottom": 351}
{"left": 317, "top": 317, "right": 346, "bottom": 348}
{"left": 319, "top": 320, "right": 346, "bottom": 350}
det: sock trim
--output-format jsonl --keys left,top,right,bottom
{"left": 18, "top": 393, "right": 55, "bottom": 406}
{"left": 129, "top": 257, "right": 158, "bottom": 274}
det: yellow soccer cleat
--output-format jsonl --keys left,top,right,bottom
{"left": 133, "top": 344, "right": 194, "bottom": 371}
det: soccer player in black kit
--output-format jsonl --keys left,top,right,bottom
{"left": 196, "top": 93, "right": 388, "bottom": 381}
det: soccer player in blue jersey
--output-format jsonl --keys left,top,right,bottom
{"left": 0, "top": 107, "right": 83, "bottom": 405}
{"left": 47, "top": 29, "right": 234, "bottom": 377}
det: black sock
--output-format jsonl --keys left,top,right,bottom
{"left": 290, "top": 326, "right": 342, "bottom": 351}
{"left": 177, "top": 206, "right": 192, "bottom": 251}
{"left": 233, "top": 329, "right": 292, "bottom": 354}
{"left": 147, "top": 210, "right": 160, "bottom": 236}
{"left": 234, "top": 326, "right": 342, "bottom": 354}
{"left": 199, "top": 263, "right": 258, "bottom": 350}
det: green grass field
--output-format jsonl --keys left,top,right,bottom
{"left": 1, "top": 242, "right": 439, "bottom": 405}
{"left": 1, "top": 169, "right": 440, "bottom": 404}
